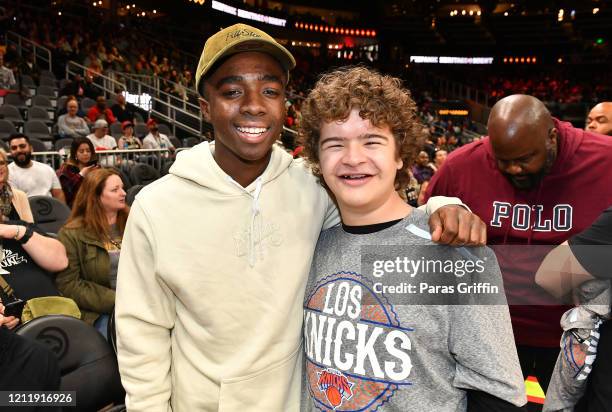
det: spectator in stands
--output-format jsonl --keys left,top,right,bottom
{"left": 586, "top": 102, "right": 612, "bottom": 136}
{"left": 0, "top": 53, "right": 16, "bottom": 96}
{"left": 59, "top": 74, "right": 85, "bottom": 99}
{"left": 117, "top": 121, "right": 142, "bottom": 149}
{"left": 57, "top": 98, "right": 90, "bottom": 138}
{"left": 56, "top": 168, "right": 128, "bottom": 338}
{"left": 87, "top": 119, "right": 117, "bottom": 151}
{"left": 57, "top": 138, "right": 99, "bottom": 208}
{"left": 430, "top": 149, "right": 448, "bottom": 172}
{"left": 87, "top": 96, "right": 116, "bottom": 124}
{"left": 87, "top": 119, "right": 118, "bottom": 167}
{"left": 110, "top": 92, "right": 134, "bottom": 124}
{"left": 412, "top": 150, "right": 434, "bottom": 184}
{"left": 142, "top": 119, "right": 174, "bottom": 152}
{"left": 17, "top": 52, "right": 39, "bottom": 85}
{"left": 7, "top": 134, "right": 65, "bottom": 202}
{"left": 425, "top": 94, "right": 612, "bottom": 392}
{"left": 0, "top": 147, "right": 68, "bottom": 303}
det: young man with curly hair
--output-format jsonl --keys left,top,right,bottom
{"left": 299, "top": 66, "right": 527, "bottom": 411}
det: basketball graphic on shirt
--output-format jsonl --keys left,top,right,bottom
{"left": 304, "top": 271, "right": 412, "bottom": 411}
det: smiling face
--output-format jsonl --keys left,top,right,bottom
{"left": 67, "top": 99, "right": 78, "bottom": 116}
{"left": 9, "top": 137, "right": 32, "bottom": 168}
{"left": 99, "top": 174, "right": 126, "bottom": 214}
{"left": 200, "top": 51, "right": 286, "bottom": 176}
{"left": 319, "top": 108, "right": 404, "bottom": 221}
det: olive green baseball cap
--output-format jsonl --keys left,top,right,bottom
{"left": 195, "top": 23, "right": 296, "bottom": 97}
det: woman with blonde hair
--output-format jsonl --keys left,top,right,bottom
{"left": 56, "top": 168, "right": 128, "bottom": 338}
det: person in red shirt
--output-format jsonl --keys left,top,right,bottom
{"left": 425, "top": 94, "right": 612, "bottom": 393}
{"left": 87, "top": 96, "right": 117, "bottom": 124}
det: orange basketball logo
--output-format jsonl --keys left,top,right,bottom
{"left": 317, "top": 368, "right": 354, "bottom": 410}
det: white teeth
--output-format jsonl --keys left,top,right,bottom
{"left": 342, "top": 174, "right": 368, "bottom": 179}
{"left": 237, "top": 126, "right": 267, "bottom": 135}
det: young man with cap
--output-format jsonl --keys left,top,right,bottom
{"left": 115, "top": 23, "right": 485, "bottom": 412}
{"left": 87, "top": 119, "right": 118, "bottom": 167}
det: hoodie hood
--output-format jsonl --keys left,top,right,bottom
{"left": 169, "top": 141, "right": 293, "bottom": 195}
{"left": 169, "top": 142, "right": 294, "bottom": 266}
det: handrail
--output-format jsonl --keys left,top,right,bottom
{"left": 65, "top": 61, "right": 127, "bottom": 98}
{"left": 6, "top": 31, "right": 52, "bottom": 71}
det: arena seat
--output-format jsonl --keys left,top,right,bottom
{"left": 24, "top": 120, "right": 52, "bottom": 141}
{"left": 15, "top": 315, "right": 125, "bottom": 412}
{"left": 129, "top": 163, "right": 159, "bottom": 185}
{"left": 0, "top": 105, "right": 24, "bottom": 126}
{"left": 110, "top": 122, "right": 123, "bottom": 139}
{"left": 37, "top": 85, "right": 57, "bottom": 99}
{"left": 32, "top": 95, "right": 53, "bottom": 109}
{"left": 126, "top": 184, "right": 145, "bottom": 206}
{"left": 3, "top": 94, "right": 27, "bottom": 110}
{"left": 39, "top": 77, "right": 57, "bottom": 88}
{"left": 28, "top": 138, "right": 48, "bottom": 152}
{"left": 54, "top": 137, "right": 74, "bottom": 151}
{"left": 0, "top": 119, "right": 17, "bottom": 140}
{"left": 183, "top": 137, "right": 200, "bottom": 148}
{"left": 29, "top": 195, "right": 72, "bottom": 234}
{"left": 157, "top": 123, "right": 172, "bottom": 137}
{"left": 81, "top": 97, "right": 96, "bottom": 113}
{"left": 134, "top": 123, "right": 148, "bottom": 138}
{"left": 28, "top": 105, "right": 53, "bottom": 124}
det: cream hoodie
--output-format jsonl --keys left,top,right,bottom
{"left": 116, "top": 142, "right": 464, "bottom": 412}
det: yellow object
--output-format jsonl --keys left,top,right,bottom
{"left": 21, "top": 296, "right": 82, "bottom": 323}
{"left": 525, "top": 376, "right": 546, "bottom": 404}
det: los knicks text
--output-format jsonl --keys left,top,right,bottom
{"left": 305, "top": 281, "right": 412, "bottom": 381}
{"left": 373, "top": 282, "right": 499, "bottom": 295}
{"left": 372, "top": 256, "right": 486, "bottom": 278}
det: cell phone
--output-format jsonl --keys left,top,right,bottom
{"left": 86, "top": 160, "right": 98, "bottom": 167}
{"left": 3, "top": 299, "right": 26, "bottom": 318}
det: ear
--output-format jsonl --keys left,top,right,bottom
{"left": 199, "top": 97, "right": 211, "bottom": 123}
{"left": 548, "top": 127, "right": 558, "bottom": 147}
{"left": 396, "top": 157, "right": 403, "bottom": 170}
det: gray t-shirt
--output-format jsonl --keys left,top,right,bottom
{"left": 301, "top": 209, "right": 526, "bottom": 411}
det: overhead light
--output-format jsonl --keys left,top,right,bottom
{"left": 469, "top": 10, "right": 474, "bottom": 16}
{"left": 504, "top": 11, "right": 508, "bottom": 16}
{"left": 58, "top": 11, "right": 62, "bottom": 15}
{"left": 461, "top": 10, "right": 466, "bottom": 15}
{"left": 153, "top": 9, "right": 156, "bottom": 13}
{"left": 593, "top": 8, "right": 600, "bottom": 14}
{"left": 477, "top": 10, "right": 481, "bottom": 16}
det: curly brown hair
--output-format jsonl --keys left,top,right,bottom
{"left": 299, "top": 66, "right": 424, "bottom": 191}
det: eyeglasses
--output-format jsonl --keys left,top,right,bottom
{"left": 0, "top": 160, "right": 8, "bottom": 166}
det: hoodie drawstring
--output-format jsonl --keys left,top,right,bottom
{"left": 249, "top": 177, "right": 263, "bottom": 267}
{"left": 226, "top": 175, "right": 264, "bottom": 267}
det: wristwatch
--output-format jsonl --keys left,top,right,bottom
{"left": 18, "top": 224, "right": 34, "bottom": 245}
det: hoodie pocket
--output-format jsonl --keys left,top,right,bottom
{"left": 218, "top": 344, "right": 302, "bottom": 412}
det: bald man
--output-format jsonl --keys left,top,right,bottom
{"left": 586, "top": 102, "right": 612, "bottom": 136}
{"left": 425, "top": 94, "right": 612, "bottom": 393}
